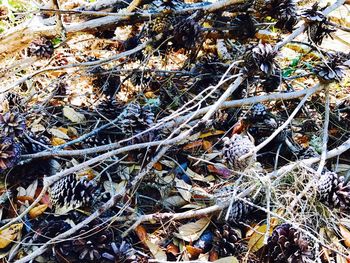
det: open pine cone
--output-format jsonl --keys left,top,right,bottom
{"left": 28, "top": 37, "right": 54, "bottom": 59}
{"left": 314, "top": 53, "right": 346, "bottom": 82}
{"left": 253, "top": 43, "right": 278, "bottom": 76}
{"left": 213, "top": 223, "right": 243, "bottom": 257}
{"left": 318, "top": 171, "right": 350, "bottom": 208}
{"left": 222, "top": 134, "right": 256, "bottom": 171}
{"left": 0, "top": 112, "right": 26, "bottom": 138}
{"left": 49, "top": 174, "right": 98, "bottom": 213}
{"left": 55, "top": 222, "right": 113, "bottom": 262}
{"left": 173, "top": 17, "right": 202, "bottom": 50}
{"left": 0, "top": 137, "right": 21, "bottom": 173}
{"left": 266, "top": 223, "right": 313, "bottom": 262}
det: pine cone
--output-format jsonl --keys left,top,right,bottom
{"left": 28, "top": 37, "right": 54, "bottom": 59}
{"left": 150, "top": 11, "right": 175, "bottom": 37}
{"left": 32, "top": 219, "right": 71, "bottom": 243}
{"left": 213, "top": 223, "right": 243, "bottom": 257}
{"left": 230, "top": 14, "right": 256, "bottom": 40}
{"left": 318, "top": 172, "right": 350, "bottom": 208}
{"left": 266, "top": 223, "right": 313, "bottom": 262}
{"left": 301, "top": 3, "right": 326, "bottom": 22}
{"left": 92, "top": 73, "right": 121, "bottom": 98}
{"left": 49, "top": 174, "right": 98, "bottom": 213}
{"left": 20, "top": 132, "right": 50, "bottom": 154}
{"left": 0, "top": 112, "right": 26, "bottom": 138}
{"left": 255, "top": 0, "right": 299, "bottom": 32}
{"left": 244, "top": 44, "right": 278, "bottom": 77}
{"left": 249, "top": 103, "right": 268, "bottom": 121}
{"left": 118, "top": 102, "right": 155, "bottom": 137}
{"left": 228, "top": 200, "right": 255, "bottom": 223}
{"left": 222, "top": 134, "right": 256, "bottom": 171}
{"left": 102, "top": 240, "right": 138, "bottom": 262}
{"left": 261, "top": 72, "right": 281, "bottom": 92}
{"left": 55, "top": 221, "right": 113, "bottom": 262}
{"left": 314, "top": 53, "right": 346, "bottom": 82}
{"left": 173, "top": 17, "right": 202, "bottom": 50}
{"left": 0, "top": 137, "right": 21, "bottom": 173}
{"left": 95, "top": 99, "right": 124, "bottom": 119}
{"left": 307, "top": 21, "right": 335, "bottom": 45}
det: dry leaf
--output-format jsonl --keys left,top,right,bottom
{"left": 51, "top": 137, "right": 67, "bottom": 146}
{"left": 199, "top": 130, "right": 225, "bottom": 138}
{"left": 183, "top": 141, "right": 203, "bottom": 151}
{"left": 29, "top": 204, "right": 48, "bottom": 219}
{"left": 166, "top": 243, "right": 179, "bottom": 256}
{"left": 63, "top": 106, "right": 85, "bottom": 123}
{"left": 175, "top": 178, "right": 192, "bottom": 202}
{"left": 144, "top": 239, "right": 167, "bottom": 261}
{"left": 186, "top": 245, "right": 202, "bottom": 259}
{"left": 174, "top": 217, "right": 211, "bottom": 242}
{"left": 0, "top": 224, "right": 23, "bottom": 249}
{"left": 153, "top": 162, "right": 162, "bottom": 171}
{"left": 213, "top": 256, "right": 239, "bottom": 263}
{"left": 248, "top": 224, "right": 271, "bottom": 252}
{"left": 202, "top": 140, "right": 212, "bottom": 153}
{"left": 30, "top": 123, "right": 46, "bottom": 133}
{"left": 339, "top": 225, "right": 350, "bottom": 248}
{"left": 135, "top": 225, "right": 148, "bottom": 245}
{"left": 49, "top": 128, "right": 70, "bottom": 140}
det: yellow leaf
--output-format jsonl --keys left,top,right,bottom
{"left": 213, "top": 256, "right": 239, "bottom": 263}
{"left": 174, "top": 217, "right": 211, "bottom": 242}
{"left": 199, "top": 130, "right": 225, "bottom": 139}
{"left": 0, "top": 224, "right": 23, "bottom": 249}
{"left": 29, "top": 204, "right": 48, "bottom": 219}
{"left": 339, "top": 225, "right": 350, "bottom": 248}
{"left": 248, "top": 224, "right": 272, "bottom": 252}
{"left": 63, "top": 106, "right": 85, "bottom": 123}
{"left": 51, "top": 137, "right": 66, "bottom": 146}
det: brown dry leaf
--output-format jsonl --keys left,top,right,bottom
{"left": 51, "top": 137, "right": 67, "bottom": 146}
{"left": 202, "top": 140, "right": 213, "bottom": 153}
{"left": 175, "top": 178, "right": 192, "bottom": 202}
{"left": 29, "top": 204, "right": 48, "bottom": 219}
{"left": 183, "top": 141, "right": 203, "bottom": 151}
{"left": 153, "top": 162, "right": 162, "bottom": 171}
{"left": 166, "top": 243, "right": 179, "bottom": 256}
{"left": 135, "top": 225, "right": 148, "bottom": 245}
{"left": 186, "top": 245, "right": 202, "bottom": 259}
{"left": 213, "top": 256, "right": 239, "bottom": 263}
{"left": 339, "top": 225, "right": 350, "bottom": 248}
{"left": 174, "top": 217, "right": 211, "bottom": 242}
{"left": 63, "top": 106, "right": 85, "bottom": 123}
{"left": 0, "top": 224, "right": 23, "bottom": 249}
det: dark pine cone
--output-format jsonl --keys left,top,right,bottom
{"left": 266, "top": 223, "right": 313, "bottom": 262}
{"left": 222, "top": 134, "right": 256, "bottom": 171}
{"left": 307, "top": 21, "right": 335, "bottom": 45}
{"left": 318, "top": 171, "right": 350, "bottom": 208}
{"left": 301, "top": 3, "right": 326, "bottom": 22}
{"left": 0, "top": 137, "right": 21, "bottom": 173}
{"left": 118, "top": 102, "right": 155, "bottom": 137}
{"left": 20, "top": 132, "right": 50, "bottom": 154}
{"left": 213, "top": 223, "right": 243, "bottom": 257}
{"left": 261, "top": 72, "right": 281, "bottom": 92}
{"left": 230, "top": 14, "right": 257, "bottom": 40}
{"left": 252, "top": 43, "right": 278, "bottom": 76}
{"left": 95, "top": 99, "right": 124, "bottom": 120}
{"left": 255, "top": 0, "right": 299, "bottom": 32}
{"left": 92, "top": 72, "right": 121, "bottom": 99}
{"left": 0, "top": 111, "right": 26, "bottom": 138}
{"left": 314, "top": 53, "right": 347, "bottom": 82}
{"left": 55, "top": 222, "right": 113, "bottom": 262}
{"left": 172, "top": 17, "right": 202, "bottom": 50}
{"left": 32, "top": 219, "right": 71, "bottom": 243}
{"left": 102, "top": 240, "right": 138, "bottom": 262}
{"left": 28, "top": 37, "right": 54, "bottom": 59}
{"left": 228, "top": 200, "right": 255, "bottom": 223}
{"left": 49, "top": 174, "right": 98, "bottom": 213}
